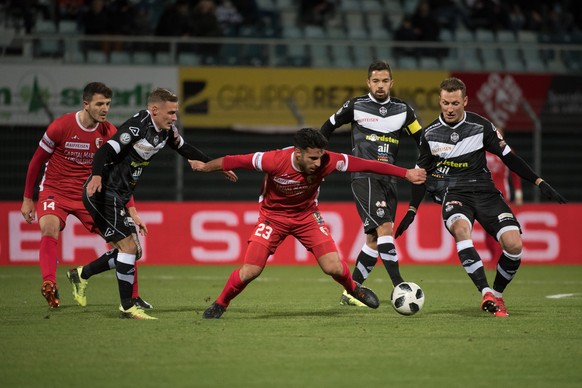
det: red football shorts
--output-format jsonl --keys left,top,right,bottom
{"left": 246, "top": 209, "right": 337, "bottom": 266}
{"left": 37, "top": 190, "right": 96, "bottom": 233}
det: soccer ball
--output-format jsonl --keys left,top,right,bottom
{"left": 390, "top": 282, "right": 425, "bottom": 316}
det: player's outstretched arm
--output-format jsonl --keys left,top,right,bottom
{"left": 345, "top": 154, "right": 425, "bottom": 182}
{"left": 404, "top": 168, "right": 427, "bottom": 184}
{"left": 189, "top": 157, "right": 224, "bottom": 173}
{"left": 536, "top": 179, "right": 567, "bottom": 204}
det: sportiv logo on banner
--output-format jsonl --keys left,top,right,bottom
{"left": 0, "top": 64, "right": 177, "bottom": 126}
{"left": 179, "top": 67, "right": 446, "bottom": 131}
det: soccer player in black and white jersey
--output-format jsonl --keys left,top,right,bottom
{"left": 83, "top": 88, "right": 237, "bottom": 319}
{"left": 395, "top": 77, "right": 566, "bottom": 317}
{"left": 320, "top": 61, "right": 424, "bottom": 306}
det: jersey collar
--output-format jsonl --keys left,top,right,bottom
{"left": 438, "top": 111, "right": 467, "bottom": 129}
{"left": 75, "top": 111, "right": 99, "bottom": 132}
{"left": 368, "top": 93, "right": 391, "bottom": 105}
{"left": 147, "top": 110, "right": 163, "bottom": 133}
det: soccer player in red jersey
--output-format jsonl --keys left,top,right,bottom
{"left": 189, "top": 128, "right": 426, "bottom": 319}
{"left": 20, "top": 82, "right": 148, "bottom": 309}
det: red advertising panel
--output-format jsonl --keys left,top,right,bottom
{"left": 451, "top": 72, "right": 553, "bottom": 132}
{"left": 1, "top": 202, "right": 580, "bottom": 266}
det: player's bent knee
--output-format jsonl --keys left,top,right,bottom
{"left": 446, "top": 213, "right": 472, "bottom": 237}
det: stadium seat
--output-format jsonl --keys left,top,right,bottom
{"left": 397, "top": 56, "right": 418, "bottom": 70}
{"left": 177, "top": 52, "right": 201, "bottom": 66}
{"left": 327, "top": 27, "right": 347, "bottom": 40}
{"left": 339, "top": 0, "right": 362, "bottom": 12}
{"left": 286, "top": 43, "right": 308, "bottom": 66}
{"left": 304, "top": 25, "right": 325, "bottom": 39}
{"left": 110, "top": 51, "right": 131, "bottom": 65}
{"left": 331, "top": 44, "right": 351, "bottom": 66}
{"left": 419, "top": 57, "right": 440, "bottom": 70}
{"left": 462, "top": 56, "right": 482, "bottom": 71}
{"left": 86, "top": 50, "right": 107, "bottom": 64}
{"left": 353, "top": 44, "right": 374, "bottom": 67}
{"left": 308, "top": 44, "right": 331, "bottom": 67}
{"left": 133, "top": 51, "right": 153, "bottom": 65}
{"left": 497, "top": 31, "right": 516, "bottom": 43}
{"left": 475, "top": 29, "right": 495, "bottom": 43}
{"left": 155, "top": 52, "right": 172, "bottom": 65}
{"left": 35, "top": 20, "right": 60, "bottom": 56}
{"left": 58, "top": 20, "right": 78, "bottom": 34}
{"left": 223, "top": 31, "right": 244, "bottom": 65}
{"left": 373, "top": 44, "right": 393, "bottom": 61}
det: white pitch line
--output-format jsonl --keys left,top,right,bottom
{"left": 545, "top": 293, "right": 578, "bottom": 299}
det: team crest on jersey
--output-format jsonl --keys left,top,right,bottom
{"left": 95, "top": 137, "right": 103, "bottom": 148}
{"left": 376, "top": 208, "right": 385, "bottom": 217}
{"left": 379, "top": 106, "right": 388, "bottom": 116}
{"left": 120, "top": 132, "right": 131, "bottom": 144}
{"left": 153, "top": 135, "right": 159, "bottom": 146}
{"left": 445, "top": 200, "right": 463, "bottom": 213}
{"left": 319, "top": 226, "right": 329, "bottom": 236}
{"left": 450, "top": 132, "right": 460, "bottom": 143}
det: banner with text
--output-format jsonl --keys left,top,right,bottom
{"left": 1, "top": 202, "right": 580, "bottom": 266}
{"left": 0, "top": 64, "right": 177, "bottom": 126}
{"left": 179, "top": 67, "right": 447, "bottom": 130}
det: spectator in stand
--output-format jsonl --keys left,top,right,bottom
{"left": 190, "top": 0, "right": 223, "bottom": 62}
{"left": 394, "top": 16, "right": 420, "bottom": 58}
{"left": 430, "top": 0, "right": 469, "bottom": 32}
{"left": 411, "top": 0, "right": 441, "bottom": 57}
{"left": 300, "top": 0, "right": 336, "bottom": 27}
{"left": 215, "top": 0, "right": 244, "bottom": 36}
{"left": 155, "top": 0, "right": 191, "bottom": 38}
{"left": 78, "top": 0, "right": 113, "bottom": 53}
{"left": 507, "top": 3, "right": 526, "bottom": 33}
{"left": 465, "top": 0, "right": 509, "bottom": 31}
{"left": 155, "top": 0, "right": 191, "bottom": 54}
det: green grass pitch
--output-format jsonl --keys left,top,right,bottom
{"left": 1, "top": 265, "right": 581, "bottom": 388}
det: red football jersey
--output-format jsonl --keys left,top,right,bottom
{"left": 486, "top": 152, "right": 522, "bottom": 200}
{"left": 38, "top": 111, "right": 117, "bottom": 199}
{"left": 225, "top": 148, "right": 350, "bottom": 216}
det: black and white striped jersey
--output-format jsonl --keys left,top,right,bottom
{"left": 419, "top": 111, "right": 512, "bottom": 197}
{"left": 321, "top": 93, "right": 422, "bottom": 182}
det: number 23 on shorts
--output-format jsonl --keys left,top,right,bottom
{"left": 254, "top": 223, "right": 273, "bottom": 240}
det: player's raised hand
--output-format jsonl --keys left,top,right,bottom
{"left": 539, "top": 181, "right": 567, "bottom": 204}
{"left": 405, "top": 168, "right": 426, "bottom": 184}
